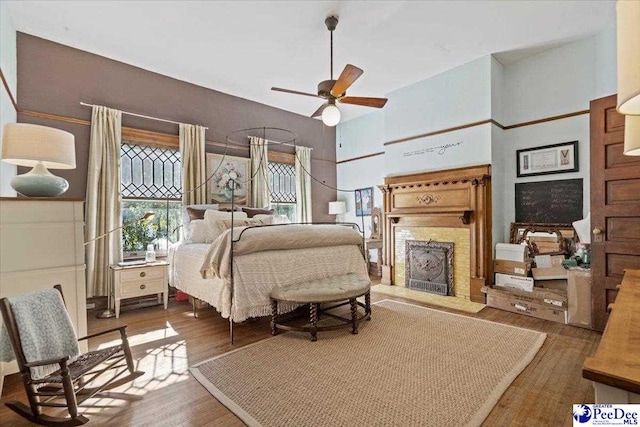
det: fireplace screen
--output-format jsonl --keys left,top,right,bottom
{"left": 405, "top": 240, "right": 454, "bottom": 296}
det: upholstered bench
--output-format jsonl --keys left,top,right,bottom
{"left": 269, "top": 273, "right": 372, "bottom": 341}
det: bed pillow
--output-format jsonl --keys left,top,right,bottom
{"left": 185, "top": 220, "right": 213, "bottom": 244}
{"left": 182, "top": 204, "right": 219, "bottom": 237}
{"left": 211, "top": 217, "right": 272, "bottom": 236}
{"left": 242, "top": 207, "right": 275, "bottom": 218}
{"left": 274, "top": 215, "right": 291, "bottom": 224}
{"left": 252, "top": 214, "right": 274, "bottom": 223}
{"left": 204, "top": 209, "right": 248, "bottom": 241}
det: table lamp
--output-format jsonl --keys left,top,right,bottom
{"left": 85, "top": 212, "right": 156, "bottom": 319}
{"left": 1, "top": 123, "right": 76, "bottom": 197}
{"left": 329, "top": 201, "right": 346, "bottom": 222}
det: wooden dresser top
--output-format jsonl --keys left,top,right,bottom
{"left": 0, "top": 197, "right": 84, "bottom": 202}
{"left": 583, "top": 269, "right": 640, "bottom": 394}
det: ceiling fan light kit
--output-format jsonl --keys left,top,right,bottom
{"left": 271, "top": 15, "right": 388, "bottom": 127}
{"left": 322, "top": 103, "right": 341, "bottom": 127}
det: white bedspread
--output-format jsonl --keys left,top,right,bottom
{"left": 169, "top": 240, "right": 368, "bottom": 322}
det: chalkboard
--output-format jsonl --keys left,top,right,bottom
{"left": 515, "top": 179, "right": 583, "bottom": 224}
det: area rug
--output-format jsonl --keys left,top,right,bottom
{"left": 372, "top": 284, "right": 486, "bottom": 313}
{"left": 190, "top": 300, "right": 546, "bottom": 427}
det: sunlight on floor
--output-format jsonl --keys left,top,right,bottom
{"left": 76, "top": 321, "right": 190, "bottom": 417}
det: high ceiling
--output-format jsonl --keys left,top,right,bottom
{"left": 5, "top": 1, "right": 615, "bottom": 121}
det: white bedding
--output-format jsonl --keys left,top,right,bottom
{"left": 169, "top": 237, "right": 368, "bottom": 322}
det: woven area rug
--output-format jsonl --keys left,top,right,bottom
{"left": 191, "top": 300, "right": 546, "bottom": 427}
{"left": 371, "top": 284, "right": 486, "bottom": 313}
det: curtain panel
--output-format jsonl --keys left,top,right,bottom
{"left": 179, "top": 124, "right": 207, "bottom": 205}
{"left": 295, "top": 146, "right": 312, "bottom": 222}
{"left": 85, "top": 106, "right": 122, "bottom": 298}
{"left": 250, "top": 136, "right": 270, "bottom": 208}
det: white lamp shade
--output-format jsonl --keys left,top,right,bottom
{"left": 624, "top": 115, "right": 640, "bottom": 156}
{"left": 322, "top": 105, "right": 341, "bottom": 127}
{"left": 329, "top": 201, "right": 346, "bottom": 215}
{"left": 617, "top": 0, "right": 640, "bottom": 114}
{"left": 1, "top": 123, "right": 76, "bottom": 169}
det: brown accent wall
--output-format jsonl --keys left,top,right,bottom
{"left": 16, "top": 33, "right": 336, "bottom": 221}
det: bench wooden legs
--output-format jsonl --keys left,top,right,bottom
{"left": 310, "top": 303, "right": 318, "bottom": 341}
{"left": 270, "top": 291, "right": 371, "bottom": 341}
{"left": 365, "top": 292, "right": 371, "bottom": 320}
{"left": 270, "top": 299, "right": 278, "bottom": 336}
{"left": 350, "top": 299, "right": 358, "bottom": 334}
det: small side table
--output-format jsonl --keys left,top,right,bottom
{"left": 365, "top": 239, "right": 383, "bottom": 277}
{"left": 111, "top": 261, "right": 169, "bottom": 318}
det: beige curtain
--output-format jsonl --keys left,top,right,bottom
{"left": 250, "top": 136, "right": 270, "bottom": 208}
{"left": 295, "top": 146, "right": 312, "bottom": 222}
{"left": 179, "top": 123, "right": 207, "bottom": 205}
{"left": 85, "top": 106, "right": 122, "bottom": 298}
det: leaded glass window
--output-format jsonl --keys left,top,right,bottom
{"left": 121, "top": 142, "right": 181, "bottom": 200}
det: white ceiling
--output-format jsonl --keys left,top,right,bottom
{"left": 5, "top": 0, "right": 615, "bottom": 122}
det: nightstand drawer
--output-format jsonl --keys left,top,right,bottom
{"left": 120, "top": 279, "right": 165, "bottom": 297}
{"left": 120, "top": 266, "right": 165, "bottom": 283}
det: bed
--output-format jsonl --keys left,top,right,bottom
{"left": 168, "top": 223, "right": 369, "bottom": 324}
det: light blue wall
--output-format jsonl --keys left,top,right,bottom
{"left": 336, "top": 28, "right": 617, "bottom": 250}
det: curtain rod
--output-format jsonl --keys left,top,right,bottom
{"left": 247, "top": 135, "right": 312, "bottom": 150}
{"left": 79, "top": 102, "right": 209, "bottom": 130}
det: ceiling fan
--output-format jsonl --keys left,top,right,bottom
{"left": 271, "top": 15, "right": 388, "bottom": 127}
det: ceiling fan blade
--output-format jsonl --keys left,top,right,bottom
{"left": 310, "top": 103, "right": 326, "bottom": 118}
{"left": 271, "top": 87, "right": 322, "bottom": 99}
{"left": 339, "top": 96, "right": 388, "bottom": 108}
{"left": 330, "top": 64, "right": 364, "bottom": 97}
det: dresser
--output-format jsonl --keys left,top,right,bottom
{"left": 582, "top": 269, "right": 640, "bottom": 403}
{"left": 0, "top": 198, "right": 88, "bottom": 392}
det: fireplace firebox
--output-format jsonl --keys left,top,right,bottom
{"left": 405, "top": 240, "right": 454, "bottom": 296}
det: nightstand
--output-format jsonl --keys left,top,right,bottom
{"left": 111, "top": 261, "right": 169, "bottom": 318}
{"left": 365, "top": 239, "right": 383, "bottom": 277}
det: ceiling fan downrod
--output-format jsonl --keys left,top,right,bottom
{"left": 325, "top": 16, "right": 338, "bottom": 81}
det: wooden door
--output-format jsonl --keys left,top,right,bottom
{"left": 590, "top": 95, "right": 640, "bottom": 331}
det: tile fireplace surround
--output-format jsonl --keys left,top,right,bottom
{"left": 378, "top": 164, "right": 492, "bottom": 303}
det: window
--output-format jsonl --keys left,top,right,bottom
{"left": 121, "top": 143, "right": 182, "bottom": 257}
{"left": 268, "top": 161, "right": 296, "bottom": 222}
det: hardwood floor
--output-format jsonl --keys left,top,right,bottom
{"left": 0, "top": 288, "right": 601, "bottom": 426}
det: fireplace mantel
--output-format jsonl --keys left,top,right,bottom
{"left": 378, "top": 164, "right": 492, "bottom": 303}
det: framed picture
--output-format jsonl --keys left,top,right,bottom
{"left": 206, "top": 153, "right": 251, "bottom": 207}
{"left": 516, "top": 141, "right": 578, "bottom": 177}
{"left": 355, "top": 187, "right": 373, "bottom": 217}
{"left": 370, "top": 207, "right": 382, "bottom": 239}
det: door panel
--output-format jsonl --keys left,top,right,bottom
{"left": 591, "top": 94, "right": 640, "bottom": 331}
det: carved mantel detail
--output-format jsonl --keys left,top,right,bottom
{"left": 416, "top": 194, "right": 441, "bottom": 206}
{"left": 378, "top": 164, "right": 492, "bottom": 303}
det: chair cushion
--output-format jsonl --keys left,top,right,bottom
{"left": 270, "top": 273, "right": 371, "bottom": 303}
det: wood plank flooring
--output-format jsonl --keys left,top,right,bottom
{"left": 0, "top": 288, "right": 601, "bottom": 426}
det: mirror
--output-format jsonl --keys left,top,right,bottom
{"left": 509, "top": 222, "right": 576, "bottom": 255}
{"left": 370, "top": 207, "right": 382, "bottom": 240}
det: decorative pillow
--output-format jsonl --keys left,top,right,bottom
{"left": 218, "top": 206, "right": 244, "bottom": 212}
{"left": 186, "top": 220, "right": 213, "bottom": 244}
{"left": 252, "top": 214, "right": 275, "bottom": 224}
{"left": 186, "top": 207, "right": 207, "bottom": 221}
{"left": 182, "top": 204, "right": 219, "bottom": 237}
{"left": 212, "top": 217, "right": 272, "bottom": 236}
{"left": 204, "top": 209, "right": 248, "bottom": 241}
{"left": 242, "top": 207, "right": 275, "bottom": 218}
{"left": 273, "top": 215, "right": 291, "bottom": 224}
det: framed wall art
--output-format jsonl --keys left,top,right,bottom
{"left": 206, "top": 153, "right": 251, "bottom": 207}
{"left": 516, "top": 141, "right": 578, "bottom": 178}
{"left": 355, "top": 187, "right": 373, "bottom": 217}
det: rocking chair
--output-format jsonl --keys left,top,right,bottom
{"left": 0, "top": 285, "right": 144, "bottom": 426}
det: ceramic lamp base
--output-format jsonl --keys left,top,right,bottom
{"left": 11, "top": 162, "right": 69, "bottom": 197}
